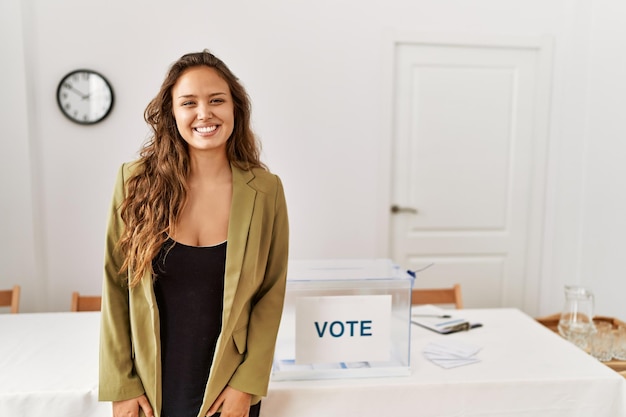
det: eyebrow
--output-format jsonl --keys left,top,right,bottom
{"left": 176, "top": 92, "right": 227, "bottom": 99}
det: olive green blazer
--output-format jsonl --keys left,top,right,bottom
{"left": 98, "top": 161, "right": 289, "bottom": 417}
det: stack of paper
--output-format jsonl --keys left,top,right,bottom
{"left": 422, "top": 340, "right": 482, "bottom": 369}
{"left": 411, "top": 304, "right": 470, "bottom": 334}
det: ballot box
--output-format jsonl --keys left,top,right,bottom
{"left": 271, "top": 258, "right": 414, "bottom": 381}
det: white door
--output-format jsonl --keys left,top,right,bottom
{"left": 389, "top": 36, "right": 552, "bottom": 312}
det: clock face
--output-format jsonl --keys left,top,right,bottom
{"left": 56, "top": 69, "right": 114, "bottom": 125}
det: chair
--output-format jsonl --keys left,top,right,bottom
{"left": 411, "top": 283, "right": 463, "bottom": 309}
{"left": 71, "top": 292, "right": 102, "bottom": 312}
{"left": 0, "top": 285, "right": 21, "bottom": 313}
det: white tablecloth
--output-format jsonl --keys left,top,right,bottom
{"left": 0, "top": 312, "right": 109, "bottom": 417}
{"left": 262, "top": 308, "right": 626, "bottom": 417}
{"left": 1, "top": 309, "right": 625, "bottom": 417}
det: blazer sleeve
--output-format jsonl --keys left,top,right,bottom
{"left": 228, "top": 175, "right": 289, "bottom": 395}
{"left": 98, "top": 163, "right": 146, "bottom": 401}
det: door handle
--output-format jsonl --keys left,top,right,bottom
{"left": 391, "top": 205, "right": 418, "bottom": 214}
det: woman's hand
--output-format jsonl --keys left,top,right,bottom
{"left": 113, "top": 394, "right": 154, "bottom": 417}
{"left": 207, "top": 386, "right": 252, "bottom": 417}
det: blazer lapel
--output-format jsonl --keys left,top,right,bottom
{"left": 222, "top": 165, "right": 256, "bottom": 332}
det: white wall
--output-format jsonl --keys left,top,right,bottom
{"left": 0, "top": 0, "right": 44, "bottom": 311}
{"left": 1, "top": 0, "right": 625, "bottom": 318}
{"left": 578, "top": 0, "right": 626, "bottom": 319}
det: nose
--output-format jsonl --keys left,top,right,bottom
{"left": 197, "top": 103, "right": 212, "bottom": 120}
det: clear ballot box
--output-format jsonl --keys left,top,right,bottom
{"left": 271, "top": 258, "right": 414, "bottom": 381}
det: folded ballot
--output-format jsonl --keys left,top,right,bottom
{"left": 422, "top": 340, "right": 482, "bottom": 368}
{"left": 411, "top": 304, "right": 470, "bottom": 334}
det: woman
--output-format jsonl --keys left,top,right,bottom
{"left": 99, "top": 50, "right": 289, "bottom": 417}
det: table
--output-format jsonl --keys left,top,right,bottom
{"left": 262, "top": 308, "right": 626, "bottom": 417}
{"left": 0, "top": 312, "right": 109, "bottom": 416}
{"left": 1, "top": 309, "right": 625, "bottom": 417}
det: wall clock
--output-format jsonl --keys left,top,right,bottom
{"left": 56, "top": 69, "right": 114, "bottom": 125}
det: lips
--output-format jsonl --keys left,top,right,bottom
{"left": 194, "top": 125, "right": 218, "bottom": 134}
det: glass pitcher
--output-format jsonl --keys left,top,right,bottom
{"left": 557, "top": 285, "right": 595, "bottom": 350}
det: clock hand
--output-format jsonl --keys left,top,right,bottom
{"left": 64, "top": 84, "right": 89, "bottom": 99}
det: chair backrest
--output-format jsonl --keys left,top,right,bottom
{"left": 71, "top": 292, "right": 102, "bottom": 312}
{"left": 411, "top": 283, "right": 463, "bottom": 309}
{"left": 0, "top": 285, "right": 21, "bottom": 314}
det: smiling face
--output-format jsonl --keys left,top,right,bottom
{"left": 171, "top": 66, "right": 235, "bottom": 158}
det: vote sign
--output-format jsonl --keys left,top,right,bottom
{"left": 295, "top": 295, "right": 392, "bottom": 364}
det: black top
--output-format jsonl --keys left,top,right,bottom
{"left": 153, "top": 238, "right": 226, "bottom": 417}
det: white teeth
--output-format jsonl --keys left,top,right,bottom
{"left": 195, "top": 126, "right": 217, "bottom": 133}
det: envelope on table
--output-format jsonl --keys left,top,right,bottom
{"left": 422, "top": 340, "right": 482, "bottom": 369}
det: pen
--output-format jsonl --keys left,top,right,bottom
{"left": 412, "top": 314, "right": 452, "bottom": 319}
{"left": 407, "top": 262, "right": 435, "bottom": 278}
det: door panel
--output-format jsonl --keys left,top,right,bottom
{"left": 390, "top": 39, "right": 550, "bottom": 310}
{"left": 407, "top": 65, "right": 513, "bottom": 230}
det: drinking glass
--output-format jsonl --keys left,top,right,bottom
{"left": 590, "top": 326, "right": 614, "bottom": 362}
{"left": 613, "top": 326, "right": 626, "bottom": 360}
{"left": 557, "top": 285, "right": 595, "bottom": 350}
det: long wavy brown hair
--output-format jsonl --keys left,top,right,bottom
{"left": 119, "top": 50, "right": 265, "bottom": 288}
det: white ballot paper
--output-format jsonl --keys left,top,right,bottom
{"left": 422, "top": 340, "right": 482, "bottom": 369}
